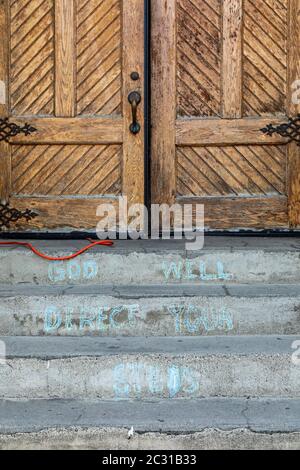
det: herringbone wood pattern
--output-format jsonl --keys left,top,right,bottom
{"left": 12, "top": 144, "right": 122, "bottom": 196}
{"left": 176, "top": 0, "right": 222, "bottom": 117}
{"left": 10, "top": 0, "right": 55, "bottom": 116}
{"left": 77, "top": 0, "right": 122, "bottom": 116}
{"left": 243, "top": 0, "right": 288, "bottom": 116}
{"left": 177, "top": 145, "right": 287, "bottom": 197}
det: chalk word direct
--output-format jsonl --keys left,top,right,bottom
{"left": 48, "top": 260, "right": 98, "bottom": 283}
{"left": 44, "top": 305, "right": 140, "bottom": 333}
{"left": 168, "top": 305, "right": 234, "bottom": 333}
{"left": 162, "top": 260, "right": 233, "bottom": 281}
{"left": 113, "top": 362, "right": 199, "bottom": 399}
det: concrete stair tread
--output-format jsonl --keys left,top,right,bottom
{"left": 1, "top": 399, "right": 299, "bottom": 450}
{"left": 1, "top": 238, "right": 299, "bottom": 448}
{"left": 0, "top": 283, "right": 300, "bottom": 298}
{"left": 0, "top": 398, "right": 299, "bottom": 434}
{"left": 1, "top": 335, "right": 297, "bottom": 359}
{"left": 1, "top": 336, "right": 299, "bottom": 400}
{"left": 1, "top": 237, "right": 300, "bottom": 286}
{"left": 1, "top": 284, "right": 299, "bottom": 337}
{"left": 1, "top": 237, "right": 300, "bottom": 253}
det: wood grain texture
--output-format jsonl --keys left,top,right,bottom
{"left": 177, "top": 0, "right": 222, "bottom": 117}
{"left": 0, "top": 0, "right": 10, "bottom": 203}
{"left": 10, "top": 0, "right": 55, "bottom": 116}
{"left": 287, "top": 0, "right": 300, "bottom": 227}
{"left": 4, "top": 0, "right": 296, "bottom": 232}
{"left": 55, "top": 0, "right": 76, "bottom": 117}
{"left": 177, "top": 145, "right": 287, "bottom": 197}
{"left": 152, "top": 0, "right": 292, "bottom": 230}
{"left": 222, "top": 0, "right": 243, "bottom": 118}
{"left": 176, "top": 117, "right": 289, "bottom": 146}
{"left": 12, "top": 144, "right": 122, "bottom": 196}
{"left": 2, "top": 0, "right": 146, "bottom": 232}
{"left": 122, "top": 0, "right": 144, "bottom": 206}
{"left": 77, "top": 0, "right": 122, "bottom": 116}
{"left": 288, "top": 142, "right": 300, "bottom": 228}
{"left": 177, "top": 196, "right": 288, "bottom": 229}
{"left": 152, "top": 0, "right": 176, "bottom": 205}
{"left": 12, "top": 195, "right": 286, "bottom": 231}
{"left": 9, "top": 196, "right": 119, "bottom": 230}
{"left": 11, "top": 117, "right": 123, "bottom": 144}
{"left": 243, "top": 0, "right": 288, "bottom": 116}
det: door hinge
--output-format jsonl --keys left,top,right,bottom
{"left": 261, "top": 115, "right": 300, "bottom": 145}
{"left": 0, "top": 203, "right": 38, "bottom": 230}
{"left": 0, "top": 118, "right": 37, "bottom": 143}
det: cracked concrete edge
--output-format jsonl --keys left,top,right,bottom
{"left": 0, "top": 283, "right": 300, "bottom": 298}
{"left": 0, "top": 398, "right": 299, "bottom": 434}
{"left": 0, "top": 428, "right": 299, "bottom": 450}
{"left": 0, "top": 335, "right": 299, "bottom": 359}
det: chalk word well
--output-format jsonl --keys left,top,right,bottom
{"left": 162, "top": 260, "right": 233, "bottom": 281}
{"left": 113, "top": 362, "right": 199, "bottom": 399}
{"left": 48, "top": 260, "right": 98, "bottom": 283}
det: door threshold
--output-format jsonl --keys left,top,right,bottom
{"left": 1, "top": 230, "right": 300, "bottom": 240}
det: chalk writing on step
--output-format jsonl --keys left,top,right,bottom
{"left": 113, "top": 362, "right": 199, "bottom": 399}
{"left": 40, "top": 304, "right": 234, "bottom": 335}
{"left": 162, "top": 260, "right": 233, "bottom": 281}
{"left": 48, "top": 260, "right": 98, "bottom": 283}
{"left": 44, "top": 304, "right": 140, "bottom": 333}
{"left": 168, "top": 305, "right": 234, "bottom": 334}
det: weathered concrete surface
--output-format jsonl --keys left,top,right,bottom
{"left": 0, "top": 336, "right": 299, "bottom": 400}
{"left": 1, "top": 398, "right": 299, "bottom": 433}
{"left": 1, "top": 428, "right": 300, "bottom": 450}
{"left": 0, "top": 286, "right": 299, "bottom": 336}
{"left": 0, "top": 238, "right": 299, "bottom": 285}
{"left": 1, "top": 283, "right": 300, "bottom": 297}
{"left": 0, "top": 398, "right": 299, "bottom": 450}
{"left": 1, "top": 334, "right": 297, "bottom": 357}
{"left": 0, "top": 237, "right": 298, "bottom": 447}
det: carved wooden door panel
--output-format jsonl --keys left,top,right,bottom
{"left": 0, "top": 0, "right": 144, "bottom": 231}
{"left": 152, "top": 0, "right": 300, "bottom": 230}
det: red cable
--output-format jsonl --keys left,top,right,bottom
{"left": 0, "top": 239, "right": 113, "bottom": 261}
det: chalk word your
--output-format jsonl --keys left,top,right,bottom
{"left": 168, "top": 305, "right": 234, "bottom": 333}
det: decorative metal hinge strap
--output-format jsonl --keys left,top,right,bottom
{"left": 0, "top": 204, "right": 37, "bottom": 230}
{"left": 261, "top": 114, "right": 300, "bottom": 145}
{"left": 0, "top": 118, "right": 37, "bottom": 143}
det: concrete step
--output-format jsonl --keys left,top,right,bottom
{"left": 0, "top": 238, "right": 300, "bottom": 286}
{"left": 0, "top": 335, "right": 299, "bottom": 400}
{"left": 0, "top": 284, "right": 299, "bottom": 337}
{"left": 0, "top": 398, "right": 299, "bottom": 450}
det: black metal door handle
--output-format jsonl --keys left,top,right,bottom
{"left": 128, "top": 91, "right": 141, "bottom": 135}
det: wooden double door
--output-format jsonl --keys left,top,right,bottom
{"left": 0, "top": 0, "right": 300, "bottom": 232}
